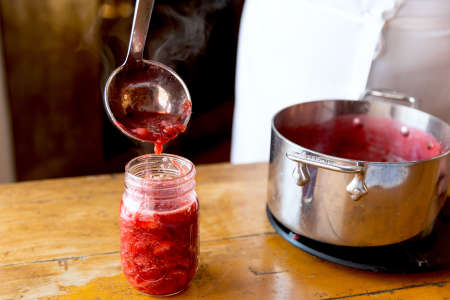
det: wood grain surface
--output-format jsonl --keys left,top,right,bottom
{"left": 0, "top": 163, "right": 449, "bottom": 299}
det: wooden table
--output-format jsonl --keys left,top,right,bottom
{"left": 1, "top": 163, "right": 450, "bottom": 299}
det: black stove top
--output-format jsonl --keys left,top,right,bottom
{"left": 267, "top": 200, "right": 450, "bottom": 273}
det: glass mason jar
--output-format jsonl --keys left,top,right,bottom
{"left": 120, "top": 154, "right": 198, "bottom": 296}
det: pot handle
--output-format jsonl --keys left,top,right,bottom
{"left": 360, "top": 89, "right": 419, "bottom": 108}
{"left": 286, "top": 151, "right": 368, "bottom": 201}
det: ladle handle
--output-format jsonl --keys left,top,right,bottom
{"left": 125, "top": 0, "right": 155, "bottom": 63}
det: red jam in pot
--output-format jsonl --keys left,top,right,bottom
{"left": 279, "top": 114, "right": 444, "bottom": 162}
{"left": 120, "top": 154, "right": 198, "bottom": 296}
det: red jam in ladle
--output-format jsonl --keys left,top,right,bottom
{"left": 104, "top": 0, "right": 191, "bottom": 154}
{"left": 105, "top": 61, "right": 191, "bottom": 154}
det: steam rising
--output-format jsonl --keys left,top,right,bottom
{"left": 148, "top": 0, "right": 229, "bottom": 67}
{"left": 98, "top": 0, "right": 229, "bottom": 91}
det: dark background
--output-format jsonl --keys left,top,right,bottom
{"left": 0, "top": 0, "right": 245, "bottom": 181}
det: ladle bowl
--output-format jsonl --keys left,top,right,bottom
{"left": 103, "top": 0, "right": 191, "bottom": 144}
{"left": 104, "top": 60, "right": 191, "bottom": 143}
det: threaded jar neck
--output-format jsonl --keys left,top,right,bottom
{"left": 124, "top": 154, "right": 196, "bottom": 200}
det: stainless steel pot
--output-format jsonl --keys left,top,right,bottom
{"left": 267, "top": 90, "right": 450, "bottom": 247}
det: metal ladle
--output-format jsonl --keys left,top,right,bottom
{"left": 104, "top": 0, "right": 192, "bottom": 143}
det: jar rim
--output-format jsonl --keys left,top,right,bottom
{"left": 125, "top": 154, "right": 195, "bottom": 186}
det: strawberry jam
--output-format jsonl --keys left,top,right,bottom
{"left": 120, "top": 154, "right": 198, "bottom": 296}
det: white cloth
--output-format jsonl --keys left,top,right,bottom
{"left": 231, "top": 0, "right": 449, "bottom": 164}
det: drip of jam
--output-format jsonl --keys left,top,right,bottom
{"left": 279, "top": 114, "right": 444, "bottom": 162}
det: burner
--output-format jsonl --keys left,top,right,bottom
{"left": 267, "top": 202, "right": 450, "bottom": 273}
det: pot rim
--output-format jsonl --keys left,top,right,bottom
{"left": 272, "top": 99, "right": 450, "bottom": 166}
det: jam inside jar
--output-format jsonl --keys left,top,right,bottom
{"left": 120, "top": 154, "right": 198, "bottom": 296}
